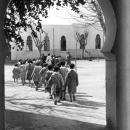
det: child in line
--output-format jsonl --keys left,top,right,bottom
{"left": 39, "top": 63, "right": 48, "bottom": 88}
{"left": 65, "top": 63, "right": 79, "bottom": 102}
{"left": 45, "top": 64, "right": 53, "bottom": 98}
{"left": 20, "top": 60, "right": 27, "bottom": 85}
{"left": 12, "top": 63, "right": 21, "bottom": 84}
{"left": 26, "top": 59, "right": 35, "bottom": 87}
{"left": 59, "top": 60, "right": 68, "bottom": 100}
{"left": 31, "top": 61, "right": 42, "bottom": 91}
{"left": 48, "top": 66, "right": 64, "bottom": 105}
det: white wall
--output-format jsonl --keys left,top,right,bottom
{"left": 11, "top": 24, "right": 104, "bottom": 60}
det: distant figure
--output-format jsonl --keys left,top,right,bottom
{"left": 41, "top": 53, "right": 46, "bottom": 64}
{"left": 20, "top": 60, "right": 27, "bottom": 85}
{"left": 95, "top": 34, "right": 101, "bottom": 49}
{"left": 65, "top": 63, "right": 79, "bottom": 102}
{"left": 26, "top": 59, "right": 35, "bottom": 87}
{"left": 45, "top": 64, "right": 54, "bottom": 98}
{"left": 46, "top": 53, "right": 52, "bottom": 65}
{"left": 51, "top": 55, "right": 56, "bottom": 66}
{"left": 39, "top": 63, "right": 48, "bottom": 87}
{"left": 66, "top": 52, "right": 72, "bottom": 67}
{"left": 12, "top": 63, "right": 21, "bottom": 84}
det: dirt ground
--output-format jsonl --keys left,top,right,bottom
{"left": 5, "top": 60, "right": 106, "bottom": 130}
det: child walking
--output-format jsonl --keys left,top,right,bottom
{"left": 65, "top": 63, "right": 79, "bottom": 102}
{"left": 48, "top": 66, "right": 64, "bottom": 105}
{"left": 45, "top": 64, "right": 53, "bottom": 98}
{"left": 12, "top": 63, "right": 21, "bottom": 84}
{"left": 31, "top": 61, "right": 42, "bottom": 91}
{"left": 20, "top": 60, "right": 27, "bottom": 85}
{"left": 26, "top": 59, "right": 35, "bottom": 87}
{"left": 39, "top": 63, "right": 48, "bottom": 88}
{"left": 59, "top": 60, "right": 68, "bottom": 100}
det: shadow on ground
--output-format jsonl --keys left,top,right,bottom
{"left": 5, "top": 92, "right": 105, "bottom": 110}
{"left": 6, "top": 110, "right": 106, "bottom": 130}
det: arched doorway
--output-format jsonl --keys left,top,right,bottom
{"left": 0, "top": 0, "right": 117, "bottom": 129}
{"left": 61, "top": 36, "right": 66, "bottom": 51}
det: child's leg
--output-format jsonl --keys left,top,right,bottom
{"left": 21, "top": 78, "right": 25, "bottom": 86}
{"left": 21, "top": 79, "right": 24, "bottom": 85}
{"left": 14, "top": 78, "right": 15, "bottom": 82}
{"left": 53, "top": 94, "right": 57, "bottom": 105}
{"left": 23, "top": 78, "right": 25, "bottom": 85}
{"left": 58, "top": 88, "right": 62, "bottom": 102}
{"left": 34, "top": 81, "right": 39, "bottom": 90}
{"left": 29, "top": 80, "right": 31, "bottom": 87}
{"left": 69, "top": 93, "right": 72, "bottom": 102}
{"left": 16, "top": 78, "right": 18, "bottom": 84}
{"left": 72, "top": 93, "right": 76, "bottom": 101}
{"left": 62, "top": 85, "right": 67, "bottom": 100}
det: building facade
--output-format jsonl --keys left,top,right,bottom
{"left": 11, "top": 24, "right": 104, "bottom": 60}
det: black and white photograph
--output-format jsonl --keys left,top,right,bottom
{"left": 0, "top": 0, "right": 128, "bottom": 130}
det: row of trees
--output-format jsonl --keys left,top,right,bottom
{"left": 3, "top": 0, "right": 105, "bottom": 58}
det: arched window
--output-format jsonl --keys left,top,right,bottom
{"left": 26, "top": 36, "right": 33, "bottom": 51}
{"left": 95, "top": 34, "right": 101, "bottom": 49}
{"left": 61, "top": 36, "right": 66, "bottom": 51}
{"left": 44, "top": 34, "right": 50, "bottom": 51}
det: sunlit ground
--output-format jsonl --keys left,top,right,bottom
{"left": 5, "top": 59, "right": 106, "bottom": 130}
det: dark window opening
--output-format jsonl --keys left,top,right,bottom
{"left": 61, "top": 36, "right": 66, "bottom": 51}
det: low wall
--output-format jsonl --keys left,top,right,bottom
{"left": 11, "top": 49, "right": 104, "bottom": 60}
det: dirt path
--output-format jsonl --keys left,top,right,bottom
{"left": 5, "top": 60, "right": 106, "bottom": 130}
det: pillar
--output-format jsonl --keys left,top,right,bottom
{"left": 104, "top": 53, "right": 117, "bottom": 130}
{"left": 97, "top": 0, "right": 117, "bottom": 129}
{"left": 111, "top": 0, "right": 130, "bottom": 129}
{"left": 0, "top": 0, "right": 10, "bottom": 130}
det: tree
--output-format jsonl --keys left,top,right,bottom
{"left": 28, "top": 21, "right": 48, "bottom": 56}
{"left": 76, "top": 31, "right": 88, "bottom": 58}
{"left": 3, "top": 0, "right": 105, "bottom": 57}
{"left": 67, "top": 0, "right": 105, "bottom": 33}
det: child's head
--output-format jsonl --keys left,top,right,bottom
{"left": 21, "top": 60, "right": 26, "bottom": 65}
{"left": 35, "top": 61, "right": 41, "bottom": 66}
{"left": 54, "top": 65, "right": 60, "bottom": 72}
{"left": 48, "top": 64, "right": 53, "bottom": 70}
{"left": 14, "top": 63, "right": 18, "bottom": 67}
{"left": 43, "top": 63, "right": 48, "bottom": 67}
{"left": 28, "top": 59, "right": 33, "bottom": 64}
{"left": 70, "top": 63, "right": 75, "bottom": 69}
{"left": 60, "top": 61, "right": 66, "bottom": 66}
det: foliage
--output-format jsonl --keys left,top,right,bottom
{"left": 3, "top": 0, "right": 87, "bottom": 50}
{"left": 3, "top": 0, "right": 104, "bottom": 51}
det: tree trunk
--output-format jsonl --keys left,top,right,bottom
{"left": 0, "top": 52, "right": 5, "bottom": 130}
{"left": 38, "top": 47, "right": 42, "bottom": 58}
{"left": 82, "top": 49, "right": 85, "bottom": 59}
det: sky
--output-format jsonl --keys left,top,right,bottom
{"left": 41, "top": 6, "right": 85, "bottom": 25}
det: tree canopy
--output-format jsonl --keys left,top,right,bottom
{"left": 3, "top": 0, "right": 104, "bottom": 51}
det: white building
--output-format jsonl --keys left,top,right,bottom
{"left": 11, "top": 24, "right": 104, "bottom": 60}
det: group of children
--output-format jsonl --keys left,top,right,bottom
{"left": 12, "top": 54, "right": 79, "bottom": 105}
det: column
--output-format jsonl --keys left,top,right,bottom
{"left": 104, "top": 53, "right": 117, "bottom": 130}
{"left": 0, "top": 0, "right": 10, "bottom": 130}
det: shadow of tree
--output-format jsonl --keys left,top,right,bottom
{"left": 5, "top": 92, "right": 105, "bottom": 110}
{"left": 6, "top": 110, "right": 107, "bottom": 130}
{"left": 60, "top": 92, "right": 105, "bottom": 109}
